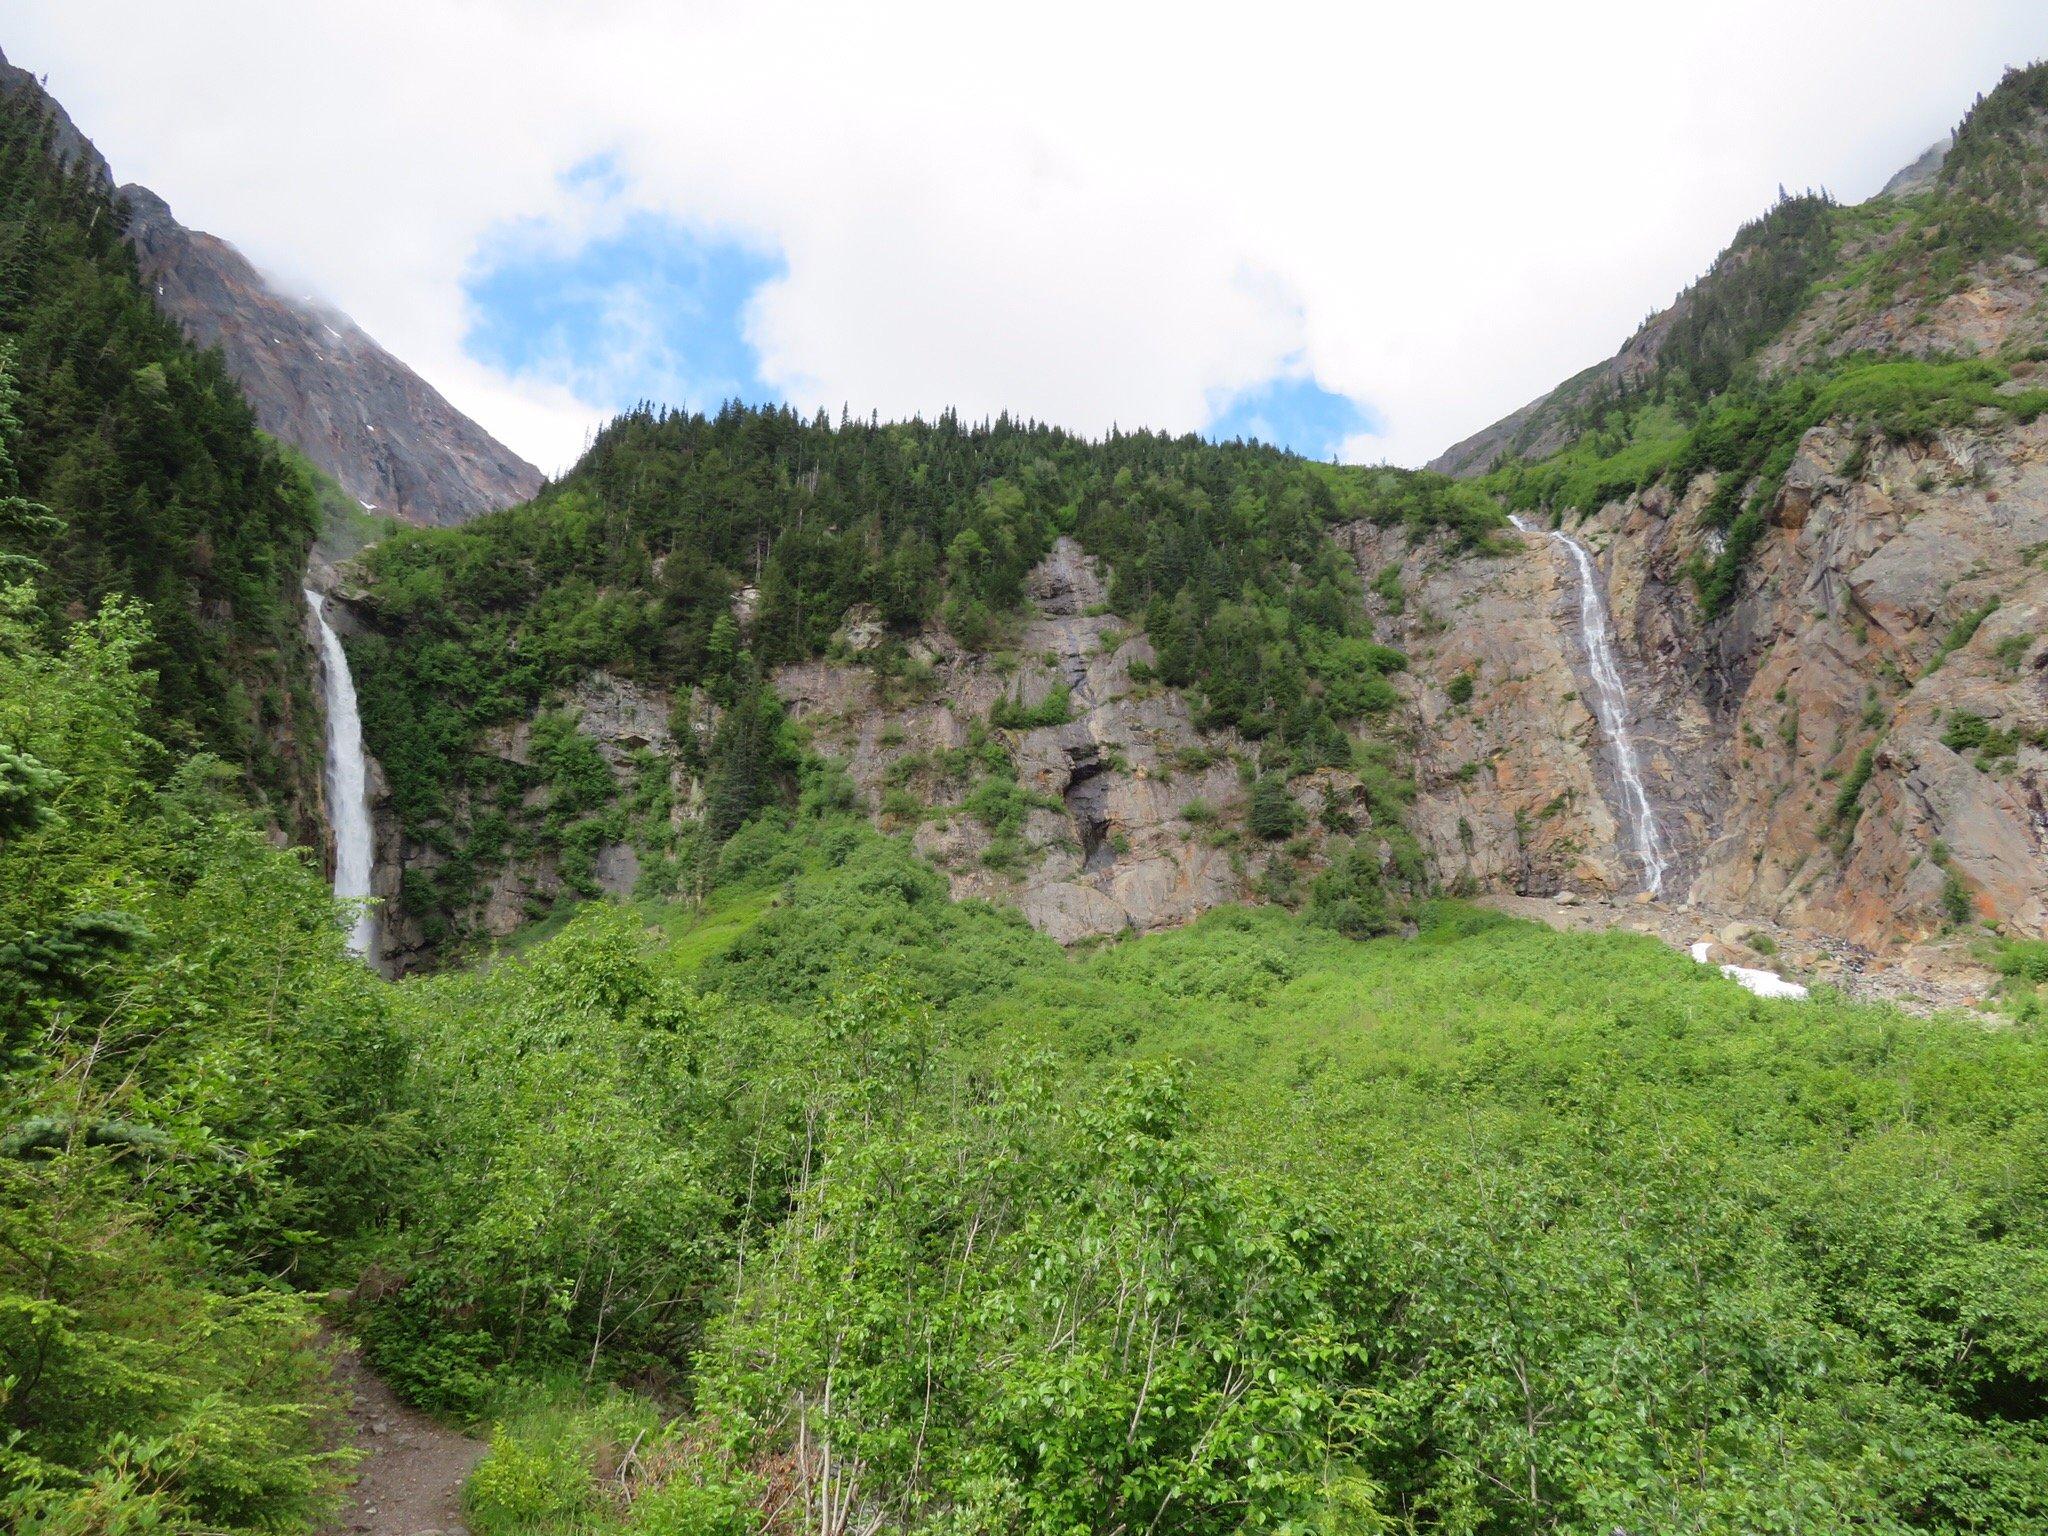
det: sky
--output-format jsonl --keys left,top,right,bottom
{"left": 9, "top": 3, "right": 2045, "bottom": 475}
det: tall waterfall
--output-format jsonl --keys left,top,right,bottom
{"left": 305, "top": 589, "right": 377, "bottom": 957}
{"left": 1512, "top": 516, "right": 1668, "bottom": 895}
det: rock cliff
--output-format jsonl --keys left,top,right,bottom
{"left": 778, "top": 537, "right": 1367, "bottom": 942}
{"left": 1413, "top": 385, "right": 2048, "bottom": 951}
{"left": 1416, "top": 63, "right": 2048, "bottom": 955}
{"left": 360, "top": 538, "right": 1390, "bottom": 967}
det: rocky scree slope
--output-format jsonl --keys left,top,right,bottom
{"left": 0, "top": 46, "right": 541, "bottom": 527}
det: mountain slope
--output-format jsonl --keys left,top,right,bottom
{"left": 1400, "top": 62, "right": 2048, "bottom": 953}
{"left": 0, "top": 45, "right": 541, "bottom": 527}
{"left": 0, "top": 68, "right": 326, "bottom": 829}
{"left": 337, "top": 407, "right": 1498, "bottom": 967}
{"left": 119, "top": 184, "right": 543, "bottom": 526}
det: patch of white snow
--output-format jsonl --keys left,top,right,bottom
{"left": 1690, "top": 941, "right": 1808, "bottom": 1000}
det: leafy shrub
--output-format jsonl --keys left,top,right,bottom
{"left": 1831, "top": 743, "right": 1878, "bottom": 828}
{"left": 989, "top": 680, "right": 1072, "bottom": 729}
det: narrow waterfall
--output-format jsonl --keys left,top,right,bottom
{"left": 305, "top": 589, "right": 378, "bottom": 957}
{"left": 1512, "top": 515, "right": 1669, "bottom": 895}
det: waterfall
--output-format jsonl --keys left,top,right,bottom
{"left": 305, "top": 589, "right": 378, "bottom": 957}
{"left": 1512, "top": 515, "right": 1668, "bottom": 895}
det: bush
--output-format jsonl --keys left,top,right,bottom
{"left": 1307, "top": 839, "right": 1396, "bottom": 938}
{"left": 990, "top": 681, "right": 1073, "bottom": 730}
{"left": 465, "top": 1426, "right": 596, "bottom": 1534}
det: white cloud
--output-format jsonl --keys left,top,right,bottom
{"left": 10, "top": 0, "right": 2045, "bottom": 472}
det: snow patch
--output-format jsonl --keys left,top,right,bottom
{"left": 1690, "top": 941, "right": 1808, "bottom": 1000}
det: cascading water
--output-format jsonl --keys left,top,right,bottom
{"left": 305, "top": 589, "right": 377, "bottom": 958}
{"left": 1511, "top": 515, "right": 1668, "bottom": 895}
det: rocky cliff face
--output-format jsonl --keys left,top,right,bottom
{"left": 1409, "top": 400, "right": 2048, "bottom": 949}
{"left": 359, "top": 538, "right": 1395, "bottom": 967}
{"left": 1332, "top": 518, "right": 1703, "bottom": 900}
{"left": 1594, "top": 406, "right": 2048, "bottom": 944}
{"left": 119, "top": 186, "right": 543, "bottom": 527}
{"left": 778, "top": 538, "right": 1369, "bottom": 943}
{"left": 1416, "top": 65, "right": 2048, "bottom": 954}
{"left": 0, "top": 44, "right": 541, "bottom": 528}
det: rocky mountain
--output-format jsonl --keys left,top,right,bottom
{"left": 318, "top": 59, "right": 2048, "bottom": 986}
{"left": 118, "top": 186, "right": 543, "bottom": 526}
{"left": 0, "top": 44, "right": 541, "bottom": 526}
{"left": 1407, "top": 60, "right": 2048, "bottom": 964}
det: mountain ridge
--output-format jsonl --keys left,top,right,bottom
{"left": 0, "top": 42, "right": 541, "bottom": 526}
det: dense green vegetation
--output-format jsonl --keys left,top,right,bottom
{"left": 0, "top": 86, "right": 324, "bottom": 819}
{"left": 351, "top": 406, "right": 1503, "bottom": 956}
{"left": 331, "top": 800, "right": 2048, "bottom": 1536}
{"left": 12, "top": 586, "right": 2048, "bottom": 1530}
{"left": 0, "top": 589, "right": 406, "bottom": 1532}
{"left": 1657, "top": 191, "right": 1839, "bottom": 398}
{"left": 11, "top": 50, "right": 2048, "bottom": 1536}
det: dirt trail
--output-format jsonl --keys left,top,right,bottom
{"left": 325, "top": 1347, "right": 486, "bottom": 1536}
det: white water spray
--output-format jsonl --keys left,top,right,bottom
{"left": 305, "top": 589, "right": 377, "bottom": 958}
{"left": 1512, "top": 515, "right": 1668, "bottom": 895}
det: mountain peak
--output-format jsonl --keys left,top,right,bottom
{"left": 3, "top": 45, "right": 540, "bottom": 527}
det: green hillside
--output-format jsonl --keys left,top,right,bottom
{"left": 0, "top": 84, "right": 326, "bottom": 825}
{"left": 349, "top": 405, "right": 1502, "bottom": 957}
{"left": 6, "top": 45, "right": 2048, "bottom": 1536}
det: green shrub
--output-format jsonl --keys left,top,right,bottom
{"left": 990, "top": 681, "right": 1073, "bottom": 730}
{"left": 1926, "top": 598, "right": 2000, "bottom": 674}
{"left": 464, "top": 1427, "right": 596, "bottom": 1534}
{"left": 1831, "top": 744, "right": 1878, "bottom": 829}
{"left": 1943, "top": 712, "right": 1991, "bottom": 752}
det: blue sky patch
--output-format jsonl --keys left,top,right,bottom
{"left": 465, "top": 202, "right": 785, "bottom": 415}
{"left": 1205, "top": 374, "right": 1378, "bottom": 461}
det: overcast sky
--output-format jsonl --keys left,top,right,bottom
{"left": 10, "top": 2, "right": 2045, "bottom": 473}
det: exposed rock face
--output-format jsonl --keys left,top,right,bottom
{"left": 1876, "top": 133, "right": 1952, "bottom": 198}
{"left": 363, "top": 538, "right": 1382, "bottom": 960}
{"left": 119, "top": 185, "right": 542, "bottom": 526}
{"left": 778, "top": 537, "right": 1362, "bottom": 942}
{"left": 0, "top": 45, "right": 540, "bottom": 528}
{"left": 1335, "top": 518, "right": 1720, "bottom": 901}
{"left": 362, "top": 664, "right": 707, "bottom": 973}
{"left": 1501, "top": 409, "right": 2048, "bottom": 946}
{"left": 1409, "top": 378, "right": 2048, "bottom": 951}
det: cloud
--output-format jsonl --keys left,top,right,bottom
{"left": 10, "top": 1, "right": 2045, "bottom": 474}
{"left": 1208, "top": 373, "right": 1377, "bottom": 461}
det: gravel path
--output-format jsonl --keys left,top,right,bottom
{"left": 325, "top": 1347, "right": 486, "bottom": 1536}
